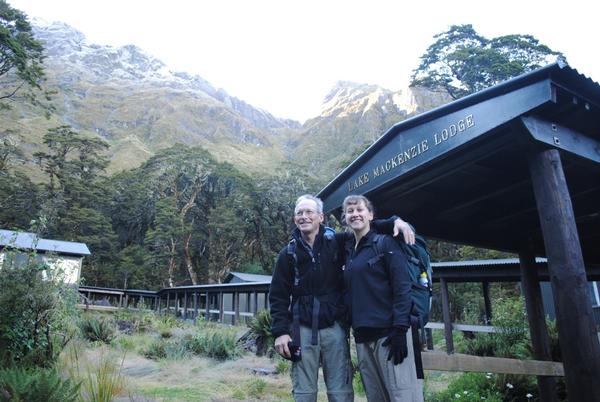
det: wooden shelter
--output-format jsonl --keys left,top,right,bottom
{"left": 317, "top": 62, "right": 600, "bottom": 401}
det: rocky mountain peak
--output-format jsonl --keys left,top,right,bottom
{"left": 30, "top": 20, "right": 298, "bottom": 131}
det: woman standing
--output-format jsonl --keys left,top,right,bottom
{"left": 342, "top": 195, "right": 423, "bottom": 402}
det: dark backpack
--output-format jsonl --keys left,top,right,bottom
{"left": 372, "top": 232, "right": 433, "bottom": 326}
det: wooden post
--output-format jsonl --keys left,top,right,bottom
{"left": 166, "top": 292, "right": 170, "bottom": 315}
{"left": 205, "top": 292, "right": 210, "bottom": 321}
{"left": 246, "top": 292, "right": 251, "bottom": 317}
{"left": 233, "top": 292, "right": 239, "bottom": 325}
{"left": 253, "top": 291, "right": 258, "bottom": 316}
{"left": 519, "top": 251, "right": 558, "bottom": 402}
{"left": 528, "top": 148, "right": 600, "bottom": 400}
{"left": 193, "top": 292, "right": 198, "bottom": 319}
{"left": 219, "top": 292, "right": 224, "bottom": 322}
{"left": 440, "top": 278, "right": 454, "bottom": 354}
{"left": 482, "top": 281, "right": 492, "bottom": 324}
{"left": 124, "top": 294, "right": 129, "bottom": 309}
{"left": 174, "top": 292, "right": 179, "bottom": 317}
{"left": 426, "top": 328, "right": 434, "bottom": 351}
{"left": 183, "top": 291, "right": 188, "bottom": 319}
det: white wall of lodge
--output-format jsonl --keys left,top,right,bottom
{"left": 0, "top": 251, "right": 83, "bottom": 285}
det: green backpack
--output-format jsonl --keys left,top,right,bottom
{"left": 372, "top": 232, "right": 433, "bottom": 326}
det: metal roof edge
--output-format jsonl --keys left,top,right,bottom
{"left": 317, "top": 63, "right": 593, "bottom": 204}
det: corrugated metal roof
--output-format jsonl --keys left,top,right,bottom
{"left": 0, "top": 229, "right": 91, "bottom": 256}
{"left": 225, "top": 271, "right": 272, "bottom": 283}
{"left": 432, "top": 257, "right": 547, "bottom": 268}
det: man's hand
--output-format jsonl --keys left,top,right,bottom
{"left": 382, "top": 327, "right": 408, "bottom": 365}
{"left": 274, "top": 334, "right": 292, "bottom": 359}
{"left": 393, "top": 218, "right": 415, "bottom": 245}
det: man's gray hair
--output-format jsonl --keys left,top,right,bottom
{"left": 295, "top": 194, "right": 324, "bottom": 214}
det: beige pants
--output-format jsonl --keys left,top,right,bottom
{"left": 291, "top": 322, "right": 354, "bottom": 402}
{"left": 355, "top": 330, "right": 424, "bottom": 402}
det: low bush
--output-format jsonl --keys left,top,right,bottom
{"left": 427, "top": 372, "right": 503, "bottom": 402}
{"left": 245, "top": 309, "right": 273, "bottom": 356}
{"left": 186, "top": 329, "right": 242, "bottom": 360}
{"left": 274, "top": 356, "right": 290, "bottom": 375}
{"left": 440, "top": 297, "right": 544, "bottom": 401}
{"left": 78, "top": 315, "right": 116, "bottom": 344}
{"left": 0, "top": 257, "right": 79, "bottom": 368}
{"left": 0, "top": 366, "right": 80, "bottom": 402}
{"left": 246, "top": 378, "right": 267, "bottom": 398}
{"left": 142, "top": 338, "right": 189, "bottom": 361}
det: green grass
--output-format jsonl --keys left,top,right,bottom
{"left": 140, "top": 385, "right": 213, "bottom": 401}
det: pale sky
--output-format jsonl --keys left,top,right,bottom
{"left": 8, "top": 0, "right": 600, "bottom": 122}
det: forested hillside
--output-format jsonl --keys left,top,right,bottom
{"left": 1, "top": 5, "right": 562, "bottom": 289}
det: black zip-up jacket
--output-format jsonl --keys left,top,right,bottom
{"left": 269, "top": 220, "right": 397, "bottom": 339}
{"left": 343, "top": 230, "right": 412, "bottom": 331}
{"left": 269, "top": 225, "right": 345, "bottom": 338}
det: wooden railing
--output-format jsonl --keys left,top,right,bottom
{"left": 79, "top": 282, "right": 270, "bottom": 325}
{"left": 78, "top": 283, "right": 567, "bottom": 378}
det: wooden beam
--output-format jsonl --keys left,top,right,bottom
{"left": 422, "top": 352, "right": 564, "bottom": 377}
{"left": 528, "top": 147, "right": 600, "bottom": 401}
{"left": 425, "top": 322, "right": 498, "bottom": 333}
{"left": 233, "top": 292, "right": 239, "bottom": 325}
{"left": 440, "top": 278, "right": 454, "bottom": 354}
{"left": 76, "top": 304, "right": 119, "bottom": 312}
{"left": 520, "top": 251, "right": 558, "bottom": 401}
{"left": 219, "top": 292, "right": 224, "bottom": 322}
{"left": 193, "top": 292, "right": 198, "bottom": 319}
{"left": 205, "top": 292, "right": 210, "bottom": 321}
{"left": 253, "top": 291, "right": 258, "bottom": 315}
{"left": 482, "top": 281, "right": 492, "bottom": 323}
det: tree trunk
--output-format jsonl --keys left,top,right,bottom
{"left": 183, "top": 233, "right": 199, "bottom": 285}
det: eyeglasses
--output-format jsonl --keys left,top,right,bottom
{"left": 295, "top": 209, "right": 318, "bottom": 217}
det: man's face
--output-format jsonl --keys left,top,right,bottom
{"left": 294, "top": 199, "right": 324, "bottom": 235}
{"left": 344, "top": 200, "right": 373, "bottom": 233}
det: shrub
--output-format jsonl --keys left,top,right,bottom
{"left": 0, "top": 366, "right": 80, "bottom": 402}
{"left": 428, "top": 373, "right": 503, "bottom": 402}
{"left": 77, "top": 353, "right": 125, "bottom": 402}
{"left": 78, "top": 315, "right": 116, "bottom": 344}
{"left": 246, "top": 378, "right": 267, "bottom": 398}
{"left": 186, "top": 329, "right": 242, "bottom": 360}
{"left": 0, "top": 255, "right": 79, "bottom": 368}
{"left": 142, "top": 339, "right": 167, "bottom": 360}
{"left": 141, "top": 338, "right": 189, "bottom": 361}
{"left": 446, "top": 297, "right": 542, "bottom": 401}
{"left": 113, "top": 309, "right": 158, "bottom": 333}
{"left": 274, "top": 356, "right": 290, "bottom": 375}
{"left": 246, "top": 309, "right": 273, "bottom": 356}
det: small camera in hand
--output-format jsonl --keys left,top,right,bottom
{"left": 287, "top": 341, "right": 302, "bottom": 362}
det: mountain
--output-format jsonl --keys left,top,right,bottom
{"left": 290, "top": 82, "right": 450, "bottom": 179}
{"left": 4, "top": 20, "right": 300, "bottom": 175}
{"left": 2, "top": 20, "right": 450, "bottom": 181}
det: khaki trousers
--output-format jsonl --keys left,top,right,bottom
{"left": 291, "top": 322, "right": 354, "bottom": 402}
{"left": 355, "top": 330, "right": 424, "bottom": 402}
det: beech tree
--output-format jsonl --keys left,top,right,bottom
{"left": 411, "top": 24, "right": 564, "bottom": 99}
{"left": 0, "top": 0, "right": 51, "bottom": 110}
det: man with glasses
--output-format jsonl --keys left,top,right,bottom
{"left": 269, "top": 194, "right": 414, "bottom": 402}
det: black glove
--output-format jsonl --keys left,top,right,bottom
{"left": 382, "top": 327, "right": 408, "bottom": 365}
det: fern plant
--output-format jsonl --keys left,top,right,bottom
{"left": 0, "top": 367, "right": 80, "bottom": 402}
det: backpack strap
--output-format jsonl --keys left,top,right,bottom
{"left": 287, "top": 239, "right": 300, "bottom": 287}
{"left": 371, "top": 233, "right": 385, "bottom": 257}
{"left": 286, "top": 239, "right": 302, "bottom": 348}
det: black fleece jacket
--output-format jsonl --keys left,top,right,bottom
{"left": 343, "top": 230, "right": 412, "bottom": 332}
{"left": 269, "top": 225, "right": 345, "bottom": 338}
{"left": 269, "top": 219, "right": 398, "bottom": 339}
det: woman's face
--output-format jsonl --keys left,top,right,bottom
{"left": 344, "top": 200, "right": 373, "bottom": 233}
